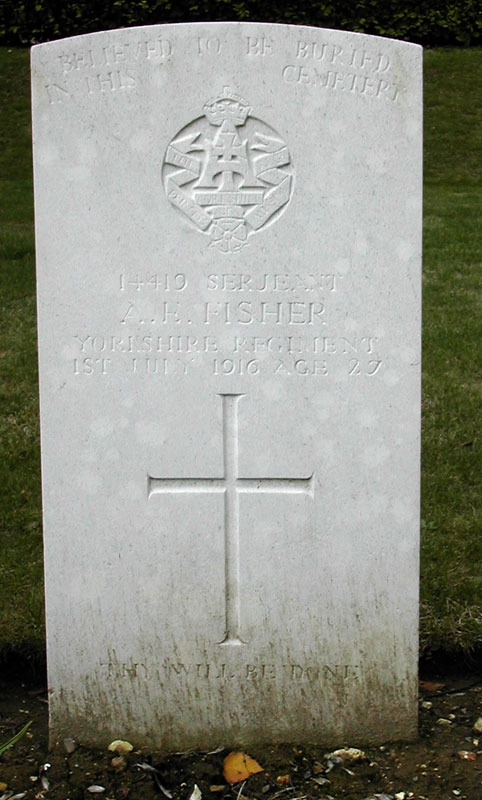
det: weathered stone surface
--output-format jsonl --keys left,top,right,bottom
{"left": 32, "top": 22, "right": 422, "bottom": 750}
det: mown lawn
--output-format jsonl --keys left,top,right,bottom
{"left": 421, "top": 48, "right": 482, "bottom": 655}
{"left": 0, "top": 46, "right": 480, "bottom": 663}
{"left": 0, "top": 47, "right": 43, "bottom": 661}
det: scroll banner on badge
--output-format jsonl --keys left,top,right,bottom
{"left": 246, "top": 146, "right": 292, "bottom": 231}
{"left": 164, "top": 145, "right": 212, "bottom": 231}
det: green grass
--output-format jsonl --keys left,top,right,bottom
{"left": 0, "top": 49, "right": 44, "bottom": 658}
{"left": 420, "top": 49, "right": 482, "bottom": 655}
{"left": 0, "top": 47, "right": 480, "bottom": 662}
{"left": 0, "top": 47, "right": 44, "bottom": 661}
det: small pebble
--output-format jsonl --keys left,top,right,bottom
{"left": 436, "top": 718, "right": 452, "bottom": 726}
{"left": 64, "top": 737, "right": 77, "bottom": 754}
{"left": 421, "top": 701, "right": 432, "bottom": 710}
{"left": 473, "top": 717, "right": 482, "bottom": 734}
{"left": 111, "top": 756, "right": 127, "bottom": 770}
{"left": 448, "top": 713, "right": 456, "bottom": 720}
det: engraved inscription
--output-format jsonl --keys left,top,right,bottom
{"left": 45, "top": 83, "right": 70, "bottom": 104}
{"left": 162, "top": 88, "right": 293, "bottom": 252}
{"left": 67, "top": 265, "right": 388, "bottom": 380}
{"left": 196, "top": 37, "right": 222, "bottom": 55}
{"left": 282, "top": 66, "right": 400, "bottom": 101}
{"left": 101, "top": 660, "right": 361, "bottom": 683}
{"left": 295, "top": 41, "right": 391, "bottom": 71}
{"left": 282, "top": 39, "right": 400, "bottom": 101}
{"left": 85, "top": 70, "right": 136, "bottom": 94}
{"left": 147, "top": 394, "right": 313, "bottom": 646}
{"left": 57, "top": 39, "right": 172, "bottom": 73}
{"left": 44, "top": 35, "right": 403, "bottom": 105}
{"left": 50, "top": 38, "right": 172, "bottom": 100}
{"left": 246, "top": 36, "right": 274, "bottom": 56}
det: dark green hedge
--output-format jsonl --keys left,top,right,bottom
{"left": 1, "top": 0, "right": 481, "bottom": 46}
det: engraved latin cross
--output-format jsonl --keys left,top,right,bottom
{"left": 148, "top": 394, "right": 314, "bottom": 646}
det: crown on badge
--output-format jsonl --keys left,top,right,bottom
{"left": 203, "top": 88, "right": 251, "bottom": 126}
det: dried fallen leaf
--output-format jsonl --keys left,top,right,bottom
{"left": 0, "top": 784, "right": 7, "bottom": 793}
{"left": 332, "top": 748, "right": 366, "bottom": 761}
{"left": 312, "top": 777, "right": 330, "bottom": 786}
{"left": 223, "top": 753, "right": 264, "bottom": 785}
{"left": 457, "top": 751, "right": 476, "bottom": 762}
{"left": 210, "top": 787, "right": 225, "bottom": 793}
{"left": 133, "top": 765, "right": 172, "bottom": 798}
{"left": 419, "top": 681, "right": 445, "bottom": 692}
{"left": 108, "top": 740, "right": 133, "bottom": 755}
{"left": 473, "top": 717, "right": 482, "bottom": 734}
{"left": 276, "top": 775, "right": 290, "bottom": 786}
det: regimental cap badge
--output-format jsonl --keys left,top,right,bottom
{"left": 162, "top": 90, "right": 294, "bottom": 253}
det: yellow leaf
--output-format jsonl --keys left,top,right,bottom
{"left": 223, "top": 752, "right": 264, "bottom": 785}
{"left": 107, "top": 739, "right": 133, "bottom": 754}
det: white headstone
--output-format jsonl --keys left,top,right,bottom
{"left": 32, "top": 22, "right": 422, "bottom": 750}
